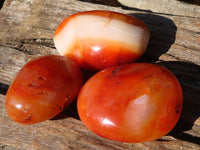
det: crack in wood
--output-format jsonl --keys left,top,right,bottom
{"left": 1, "top": 38, "right": 56, "bottom": 55}
{"left": 2, "top": 44, "right": 34, "bottom": 55}
{"left": 20, "top": 38, "right": 55, "bottom": 49}
{"left": 20, "top": 38, "right": 54, "bottom": 47}
{"left": 164, "top": 53, "right": 182, "bottom": 61}
{"left": 174, "top": 43, "right": 200, "bottom": 52}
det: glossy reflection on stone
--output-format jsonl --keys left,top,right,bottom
{"left": 77, "top": 63, "right": 183, "bottom": 143}
{"left": 5, "top": 55, "right": 83, "bottom": 124}
{"left": 54, "top": 10, "right": 150, "bottom": 70}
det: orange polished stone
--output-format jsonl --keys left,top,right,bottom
{"left": 5, "top": 55, "right": 83, "bottom": 124}
{"left": 65, "top": 38, "right": 141, "bottom": 70}
{"left": 77, "top": 63, "right": 183, "bottom": 143}
{"left": 54, "top": 10, "right": 150, "bottom": 70}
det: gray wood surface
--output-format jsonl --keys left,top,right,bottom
{"left": 117, "top": 0, "right": 200, "bottom": 17}
{"left": 0, "top": 0, "right": 200, "bottom": 149}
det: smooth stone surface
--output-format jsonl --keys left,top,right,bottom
{"left": 77, "top": 63, "right": 183, "bottom": 143}
{"left": 54, "top": 10, "right": 150, "bottom": 70}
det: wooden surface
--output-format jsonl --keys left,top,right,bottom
{"left": 117, "top": 0, "right": 200, "bottom": 17}
{"left": 0, "top": 0, "right": 200, "bottom": 149}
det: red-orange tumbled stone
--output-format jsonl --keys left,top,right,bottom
{"left": 5, "top": 55, "right": 83, "bottom": 124}
{"left": 77, "top": 63, "right": 183, "bottom": 143}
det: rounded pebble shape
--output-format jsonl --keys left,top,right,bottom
{"left": 77, "top": 63, "right": 183, "bottom": 143}
{"left": 54, "top": 10, "right": 150, "bottom": 70}
{"left": 5, "top": 55, "right": 83, "bottom": 124}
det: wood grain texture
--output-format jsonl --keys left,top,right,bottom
{"left": 117, "top": 0, "right": 200, "bottom": 17}
{"left": 0, "top": 0, "right": 200, "bottom": 149}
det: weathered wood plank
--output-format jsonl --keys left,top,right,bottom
{"left": 0, "top": 0, "right": 200, "bottom": 149}
{"left": 117, "top": 0, "right": 200, "bottom": 17}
